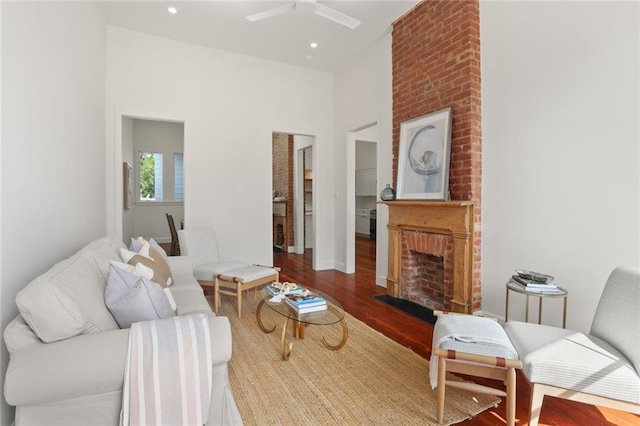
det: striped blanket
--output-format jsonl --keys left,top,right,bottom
{"left": 122, "top": 314, "right": 213, "bottom": 426}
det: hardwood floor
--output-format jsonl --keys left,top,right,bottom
{"left": 272, "top": 236, "right": 639, "bottom": 426}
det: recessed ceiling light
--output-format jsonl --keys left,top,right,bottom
{"left": 168, "top": 7, "right": 178, "bottom": 14}
{"left": 310, "top": 42, "right": 318, "bottom": 49}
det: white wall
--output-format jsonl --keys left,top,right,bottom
{"left": 480, "top": 1, "right": 639, "bottom": 331}
{"left": 334, "top": 33, "right": 393, "bottom": 284}
{"left": 0, "top": 2, "right": 106, "bottom": 422}
{"left": 106, "top": 28, "right": 335, "bottom": 268}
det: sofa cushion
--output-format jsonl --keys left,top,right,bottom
{"left": 16, "top": 239, "right": 121, "bottom": 343}
{"left": 506, "top": 321, "right": 640, "bottom": 404}
{"left": 169, "top": 276, "right": 204, "bottom": 293}
{"left": 171, "top": 289, "right": 214, "bottom": 316}
{"left": 105, "top": 264, "right": 175, "bottom": 329}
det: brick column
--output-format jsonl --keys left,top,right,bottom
{"left": 392, "top": 0, "right": 482, "bottom": 311}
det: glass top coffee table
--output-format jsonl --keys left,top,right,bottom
{"left": 256, "top": 286, "right": 348, "bottom": 360}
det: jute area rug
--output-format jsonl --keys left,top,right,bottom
{"left": 215, "top": 295, "right": 500, "bottom": 425}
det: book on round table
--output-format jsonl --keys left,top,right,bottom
{"left": 511, "top": 275, "right": 558, "bottom": 288}
{"left": 286, "top": 301, "right": 328, "bottom": 313}
{"left": 284, "top": 292, "right": 326, "bottom": 305}
{"left": 510, "top": 278, "right": 563, "bottom": 294}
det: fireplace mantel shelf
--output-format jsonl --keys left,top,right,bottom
{"left": 380, "top": 200, "right": 474, "bottom": 207}
{"left": 382, "top": 200, "right": 475, "bottom": 314}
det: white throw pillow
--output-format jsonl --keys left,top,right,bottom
{"left": 105, "top": 264, "right": 175, "bottom": 329}
{"left": 131, "top": 237, "right": 170, "bottom": 262}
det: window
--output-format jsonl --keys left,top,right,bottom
{"left": 174, "top": 153, "right": 184, "bottom": 201}
{"left": 138, "top": 151, "right": 183, "bottom": 202}
{"left": 139, "top": 152, "right": 162, "bottom": 200}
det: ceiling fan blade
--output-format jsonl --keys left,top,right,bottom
{"left": 246, "top": 3, "right": 296, "bottom": 22}
{"left": 314, "top": 3, "right": 361, "bottom": 29}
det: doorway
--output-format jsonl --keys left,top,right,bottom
{"left": 346, "top": 122, "right": 379, "bottom": 275}
{"left": 120, "top": 117, "right": 184, "bottom": 244}
{"left": 271, "top": 132, "right": 315, "bottom": 266}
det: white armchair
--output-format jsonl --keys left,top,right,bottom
{"left": 178, "top": 227, "right": 279, "bottom": 318}
{"left": 177, "top": 228, "right": 248, "bottom": 286}
{"left": 505, "top": 266, "right": 640, "bottom": 426}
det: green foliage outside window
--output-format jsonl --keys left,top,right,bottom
{"left": 139, "top": 152, "right": 155, "bottom": 199}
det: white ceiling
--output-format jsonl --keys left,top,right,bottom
{"left": 101, "top": 1, "right": 420, "bottom": 72}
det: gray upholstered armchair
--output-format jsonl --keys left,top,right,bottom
{"left": 505, "top": 266, "right": 640, "bottom": 426}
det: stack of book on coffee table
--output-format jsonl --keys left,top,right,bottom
{"left": 265, "top": 282, "right": 304, "bottom": 296}
{"left": 510, "top": 270, "right": 564, "bottom": 294}
{"left": 284, "top": 291, "right": 327, "bottom": 313}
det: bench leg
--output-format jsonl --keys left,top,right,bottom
{"left": 214, "top": 277, "right": 220, "bottom": 314}
{"left": 237, "top": 281, "right": 243, "bottom": 319}
{"left": 506, "top": 367, "right": 516, "bottom": 426}
{"left": 437, "top": 356, "right": 446, "bottom": 423}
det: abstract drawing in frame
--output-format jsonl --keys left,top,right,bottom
{"left": 396, "top": 107, "right": 453, "bottom": 200}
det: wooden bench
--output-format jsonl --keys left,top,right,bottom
{"left": 214, "top": 265, "right": 279, "bottom": 319}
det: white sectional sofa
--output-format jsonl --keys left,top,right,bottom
{"left": 3, "top": 237, "right": 242, "bottom": 425}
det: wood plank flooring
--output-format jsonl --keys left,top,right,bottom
{"left": 272, "top": 236, "right": 639, "bottom": 426}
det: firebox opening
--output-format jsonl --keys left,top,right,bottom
{"left": 403, "top": 251, "right": 445, "bottom": 311}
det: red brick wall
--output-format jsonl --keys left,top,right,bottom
{"left": 272, "top": 134, "right": 288, "bottom": 198}
{"left": 420, "top": 254, "right": 445, "bottom": 302}
{"left": 272, "top": 134, "right": 294, "bottom": 248}
{"left": 393, "top": 0, "right": 482, "bottom": 310}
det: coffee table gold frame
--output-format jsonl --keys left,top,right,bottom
{"left": 256, "top": 289, "right": 348, "bottom": 360}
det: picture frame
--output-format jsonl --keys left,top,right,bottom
{"left": 396, "top": 107, "right": 453, "bottom": 200}
{"left": 123, "top": 162, "right": 133, "bottom": 209}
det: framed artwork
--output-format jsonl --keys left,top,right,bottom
{"left": 123, "top": 162, "right": 133, "bottom": 209}
{"left": 396, "top": 107, "right": 453, "bottom": 200}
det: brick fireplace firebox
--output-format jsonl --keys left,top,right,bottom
{"left": 383, "top": 201, "right": 475, "bottom": 314}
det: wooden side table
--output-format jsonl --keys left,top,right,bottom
{"left": 505, "top": 281, "right": 568, "bottom": 328}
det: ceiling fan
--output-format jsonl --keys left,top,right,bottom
{"left": 245, "top": 0, "right": 361, "bottom": 29}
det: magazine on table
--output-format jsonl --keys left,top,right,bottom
{"left": 284, "top": 291, "right": 326, "bottom": 306}
{"left": 511, "top": 275, "right": 558, "bottom": 289}
{"left": 509, "top": 278, "right": 564, "bottom": 294}
{"left": 285, "top": 301, "right": 328, "bottom": 314}
{"left": 284, "top": 291, "right": 327, "bottom": 312}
